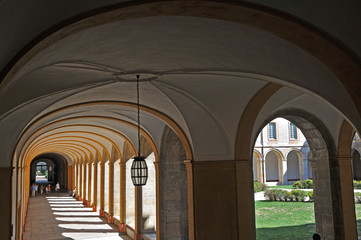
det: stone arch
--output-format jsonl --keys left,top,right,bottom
{"left": 159, "top": 125, "right": 188, "bottom": 239}
{"left": 2, "top": 0, "right": 360, "bottom": 239}
{"left": 265, "top": 149, "right": 283, "bottom": 184}
{"left": 259, "top": 109, "right": 341, "bottom": 239}
{"left": 352, "top": 150, "right": 361, "bottom": 179}
{"left": 337, "top": 120, "right": 358, "bottom": 239}
{"left": 252, "top": 150, "right": 262, "bottom": 182}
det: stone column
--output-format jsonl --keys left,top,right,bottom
{"left": 261, "top": 158, "right": 266, "bottom": 183}
{"left": 108, "top": 161, "right": 114, "bottom": 223}
{"left": 87, "top": 163, "right": 92, "bottom": 207}
{"left": 310, "top": 152, "right": 343, "bottom": 240}
{"left": 154, "top": 161, "right": 161, "bottom": 240}
{"left": 0, "top": 167, "right": 12, "bottom": 239}
{"left": 92, "top": 162, "right": 98, "bottom": 212}
{"left": 282, "top": 158, "right": 287, "bottom": 185}
{"left": 82, "top": 163, "right": 87, "bottom": 205}
{"left": 67, "top": 165, "right": 73, "bottom": 191}
{"left": 134, "top": 186, "right": 143, "bottom": 240}
{"left": 338, "top": 156, "right": 357, "bottom": 240}
{"left": 119, "top": 161, "right": 126, "bottom": 232}
{"left": 159, "top": 126, "right": 188, "bottom": 240}
{"left": 78, "top": 163, "right": 82, "bottom": 201}
{"left": 75, "top": 164, "right": 78, "bottom": 197}
{"left": 192, "top": 160, "right": 254, "bottom": 240}
{"left": 100, "top": 162, "right": 105, "bottom": 217}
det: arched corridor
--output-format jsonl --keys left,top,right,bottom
{"left": 1, "top": 1, "right": 361, "bottom": 240}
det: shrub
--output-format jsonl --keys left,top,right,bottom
{"left": 354, "top": 180, "right": 361, "bottom": 189}
{"left": 264, "top": 189, "right": 311, "bottom": 202}
{"left": 308, "top": 191, "right": 314, "bottom": 201}
{"left": 264, "top": 189, "right": 276, "bottom": 201}
{"left": 355, "top": 192, "right": 361, "bottom": 203}
{"left": 291, "top": 190, "right": 306, "bottom": 202}
{"left": 303, "top": 179, "right": 313, "bottom": 189}
{"left": 292, "top": 181, "right": 304, "bottom": 189}
{"left": 254, "top": 182, "right": 268, "bottom": 192}
{"left": 292, "top": 179, "right": 313, "bottom": 189}
{"left": 286, "top": 193, "right": 296, "bottom": 202}
{"left": 274, "top": 190, "right": 285, "bottom": 201}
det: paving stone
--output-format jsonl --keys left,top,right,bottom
{"left": 23, "top": 193, "right": 127, "bottom": 240}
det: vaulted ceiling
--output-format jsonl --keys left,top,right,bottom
{"left": 1, "top": 1, "right": 360, "bottom": 168}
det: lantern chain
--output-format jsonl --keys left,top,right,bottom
{"left": 136, "top": 75, "right": 141, "bottom": 156}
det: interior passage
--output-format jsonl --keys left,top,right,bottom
{"left": 23, "top": 193, "right": 131, "bottom": 240}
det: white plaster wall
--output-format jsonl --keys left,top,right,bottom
{"left": 126, "top": 158, "right": 135, "bottom": 228}
{"left": 142, "top": 153, "right": 156, "bottom": 231}
{"left": 266, "top": 151, "right": 278, "bottom": 181}
{"left": 97, "top": 162, "right": 101, "bottom": 213}
{"left": 287, "top": 151, "right": 300, "bottom": 180}
{"left": 114, "top": 159, "right": 121, "bottom": 219}
{"left": 104, "top": 162, "right": 109, "bottom": 213}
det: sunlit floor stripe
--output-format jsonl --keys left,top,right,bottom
{"left": 49, "top": 201, "right": 81, "bottom": 204}
{"left": 52, "top": 207, "right": 93, "bottom": 211}
{"left": 58, "top": 223, "right": 113, "bottom": 230}
{"left": 62, "top": 232, "right": 129, "bottom": 240}
{"left": 56, "top": 217, "right": 103, "bottom": 222}
{"left": 54, "top": 212, "right": 99, "bottom": 216}
{"left": 47, "top": 197, "right": 74, "bottom": 200}
{"left": 50, "top": 204, "right": 84, "bottom": 207}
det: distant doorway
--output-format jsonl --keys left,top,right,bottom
{"left": 36, "top": 161, "right": 48, "bottom": 183}
{"left": 30, "top": 154, "right": 68, "bottom": 191}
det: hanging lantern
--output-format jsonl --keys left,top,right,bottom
{"left": 130, "top": 75, "right": 148, "bottom": 186}
{"left": 131, "top": 156, "right": 148, "bottom": 186}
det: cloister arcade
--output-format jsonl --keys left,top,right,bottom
{"left": 1, "top": 1, "right": 361, "bottom": 240}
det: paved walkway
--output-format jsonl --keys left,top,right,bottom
{"left": 23, "top": 193, "right": 131, "bottom": 240}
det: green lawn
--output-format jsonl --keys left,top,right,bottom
{"left": 256, "top": 201, "right": 361, "bottom": 240}
{"left": 268, "top": 185, "right": 295, "bottom": 189}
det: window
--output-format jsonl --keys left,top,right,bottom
{"left": 268, "top": 122, "right": 276, "bottom": 139}
{"left": 290, "top": 123, "right": 298, "bottom": 139}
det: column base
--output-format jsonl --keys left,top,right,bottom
{"left": 82, "top": 199, "right": 87, "bottom": 205}
{"left": 86, "top": 201, "right": 91, "bottom": 207}
{"left": 108, "top": 215, "right": 114, "bottom": 223}
{"left": 119, "top": 223, "right": 126, "bottom": 233}
{"left": 92, "top": 205, "right": 97, "bottom": 212}
{"left": 134, "top": 233, "right": 143, "bottom": 240}
{"left": 99, "top": 209, "right": 105, "bottom": 217}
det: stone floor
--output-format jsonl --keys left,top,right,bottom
{"left": 23, "top": 193, "right": 131, "bottom": 240}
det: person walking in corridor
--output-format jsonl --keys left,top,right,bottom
{"left": 31, "top": 184, "right": 35, "bottom": 197}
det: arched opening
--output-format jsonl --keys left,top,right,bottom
{"left": 287, "top": 151, "right": 301, "bottom": 182}
{"left": 352, "top": 133, "right": 361, "bottom": 180}
{"left": 265, "top": 151, "right": 280, "bottom": 184}
{"left": 30, "top": 153, "right": 68, "bottom": 192}
{"left": 253, "top": 111, "right": 340, "bottom": 239}
{"left": 352, "top": 150, "right": 361, "bottom": 180}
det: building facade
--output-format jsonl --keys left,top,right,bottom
{"left": 253, "top": 118, "right": 311, "bottom": 185}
